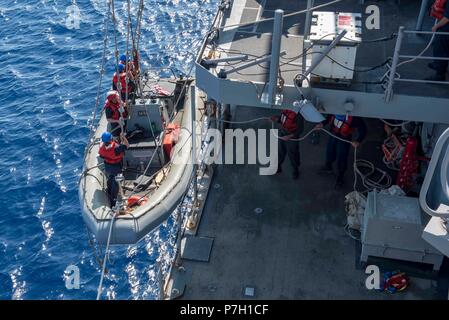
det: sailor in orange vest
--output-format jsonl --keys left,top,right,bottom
{"left": 270, "top": 106, "right": 304, "bottom": 180}
{"left": 104, "top": 90, "right": 128, "bottom": 137}
{"left": 99, "top": 132, "right": 129, "bottom": 207}
{"left": 428, "top": 0, "right": 449, "bottom": 80}
{"left": 316, "top": 115, "right": 366, "bottom": 187}
{"left": 112, "top": 64, "right": 135, "bottom": 101}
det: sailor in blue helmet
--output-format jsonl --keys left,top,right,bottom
{"left": 98, "top": 131, "right": 129, "bottom": 207}
{"left": 316, "top": 114, "right": 366, "bottom": 187}
{"left": 119, "top": 54, "right": 127, "bottom": 65}
{"left": 120, "top": 53, "right": 137, "bottom": 79}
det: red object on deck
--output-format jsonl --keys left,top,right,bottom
{"left": 127, "top": 195, "right": 148, "bottom": 208}
{"left": 163, "top": 123, "right": 180, "bottom": 159}
{"left": 396, "top": 137, "right": 419, "bottom": 192}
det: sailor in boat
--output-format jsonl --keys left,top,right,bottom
{"left": 316, "top": 115, "right": 367, "bottom": 188}
{"left": 271, "top": 106, "right": 304, "bottom": 180}
{"left": 104, "top": 90, "right": 128, "bottom": 137}
{"left": 98, "top": 131, "right": 130, "bottom": 207}
{"left": 119, "top": 53, "right": 137, "bottom": 80}
{"left": 112, "top": 63, "right": 136, "bottom": 102}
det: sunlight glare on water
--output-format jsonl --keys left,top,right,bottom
{"left": 0, "top": 0, "right": 216, "bottom": 299}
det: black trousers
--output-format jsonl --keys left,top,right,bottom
{"left": 325, "top": 136, "right": 350, "bottom": 177}
{"left": 104, "top": 163, "right": 123, "bottom": 207}
{"left": 433, "top": 34, "right": 449, "bottom": 75}
{"left": 106, "top": 175, "right": 119, "bottom": 207}
{"left": 278, "top": 138, "right": 300, "bottom": 170}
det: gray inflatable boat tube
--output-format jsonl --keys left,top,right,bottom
{"left": 79, "top": 95, "right": 194, "bottom": 245}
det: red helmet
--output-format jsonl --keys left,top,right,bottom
{"left": 106, "top": 90, "right": 120, "bottom": 103}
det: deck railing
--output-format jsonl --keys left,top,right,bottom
{"left": 384, "top": 27, "right": 449, "bottom": 102}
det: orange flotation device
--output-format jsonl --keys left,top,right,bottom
{"left": 127, "top": 195, "right": 148, "bottom": 208}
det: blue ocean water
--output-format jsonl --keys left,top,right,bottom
{"left": 0, "top": 0, "right": 216, "bottom": 299}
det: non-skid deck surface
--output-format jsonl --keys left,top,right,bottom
{"left": 181, "top": 105, "right": 449, "bottom": 299}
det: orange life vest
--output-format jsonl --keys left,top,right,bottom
{"left": 99, "top": 141, "right": 124, "bottom": 165}
{"left": 112, "top": 72, "right": 133, "bottom": 93}
{"left": 330, "top": 115, "right": 354, "bottom": 137}
{"left": 280, "top": 109, "right": 298, "bottom": 134}
{"left": 103, "top": 100, "right": 127, "bottom": 121}
{"left": 431, "top": 0, "right": 447, "bottom": 19}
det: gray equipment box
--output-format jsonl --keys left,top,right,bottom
{"left": 124, "top": 139, "right": 163, "bottom": 169}
{"left": 361, "top": 191, "right": 443, "bottom": 271}
{"left": 127, "top": 98, "right": 164, "bottom": 137}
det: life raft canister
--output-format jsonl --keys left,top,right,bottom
{"left": 330, "top": 115, "right": 354, "bottom": 137}
{"left": 99, "top": 141, "right": 124, "bottom": 165}
{"left": 431, "top": 0, "right": 448, "bottom": 20}
{"left": 280, "top": 109, "right": 299, "bottom": 134}
{"left": 127, "top": 195, "right": 148, "bottom": 208}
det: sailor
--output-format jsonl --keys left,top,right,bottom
{"left": 270, "top": 105, "right": 304, "bottom": 180}
{"left": 104, "top": 90, "right": 127, "bottom": 137}
{"left": 99, "top": 131, "right": 129, "bottom": 207}
{"left": 316, "top": 115, "right": 366, "bottom": 187}
{"left": 119, "top": 53, "right": 128, "bottom": 66}
{"left": 120, "top": 53, "right": 136, "bottom": 78}
{"left": 428, "top": 0, "right": 449, "bottom": 81}
{"left": 112, "top": 64, "right": 135, "bottom": 101}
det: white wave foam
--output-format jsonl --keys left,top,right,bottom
{"left": 9, "top": 267, "right": 27, "bottom": 300}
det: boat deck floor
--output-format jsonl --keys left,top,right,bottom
{"left": 217, "top": 0, "right": 449, "bottom": 99}
{"left": 181, "top": 106, "right": 449, "bottom": 299}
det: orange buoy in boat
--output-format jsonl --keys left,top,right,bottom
{"left": 163, "top": 123, "right": 180, "bottom": 159}
{"left": 127, "top": 195, "right": 148, "bottom": 208}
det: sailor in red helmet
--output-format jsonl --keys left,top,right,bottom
{"left": 99, "top": 131, "right": 129, "bottom": 207}
{"left": 104, "top": 90, "right": 128, "bottom": 137}
{"left": 270, "top": 103, "right": 304, "bottom": 180}
{"left": 428, "top": 0, "right": 449, "bottom": 81}
{"left": 316, "top": 114, "right": 366, "bottom": 187}
{"left": 112, "top": 63, "right": 135, "bottom": 101}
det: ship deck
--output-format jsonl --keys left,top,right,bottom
{"left": 180, "top": 106, "right": 449, "bottom": 299}
{"left": 213, "top": 0, "right": 449, "bottom": 99}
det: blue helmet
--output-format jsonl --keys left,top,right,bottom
{"left": 120, "top": 54, "right": 127, "bottom": 62}
{"left": 118, "top": 64, "right": 125, "bottom": 72}
{"left": 101, "top": 132, "right": 113, "bottom": 143}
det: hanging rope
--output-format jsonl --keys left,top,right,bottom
{"left": 110, "top": 0, "right": 125, "bottom": 133}
{"left": 83, "top": 3, "right": 110, "bottom": 161}
{"left": 96, "top": 211, "right": 117, "bottom": 300}
{"left": 125, "top": 0, "right": 131, "bottom": 104}
{"left": 135, "top": 0, "right": 145, "bottom": 52}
